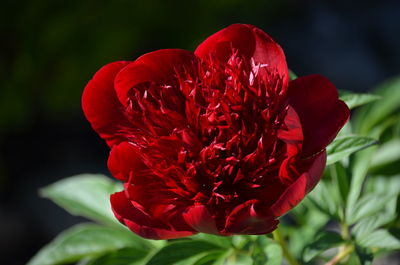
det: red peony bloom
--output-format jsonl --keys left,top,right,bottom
{"left": 82, "top": 24, "right": 349, "bottom": 239}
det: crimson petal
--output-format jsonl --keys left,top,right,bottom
{"left": 288, "top": 75, "right": 350, "bottom": 157}
{"left": 82, "top": 61, "right": 132, "bottom": 146}
{"left": 270, "top": 150, "right": 326, "bottom": 217}
{"left": 183, "top": 204, "right": 220, "bottom": 234}
{"left": 111, "top": 191, "right": 196, "bottom": 240}
{"left": 195, "top": 24, "right": 288, "bottom": 86}
{"left": 114, "top": 49, "right": 197, "bottom": 107}
{"left": 108, "top": 142, "right": 145, "bottom": 181}
{"left": 223, "top": 200, "right": 278, "bottom": 235}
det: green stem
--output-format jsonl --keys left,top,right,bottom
{"left": 272, "top": 228, "right": 300, "bottom": 265}
{"left": 322, "top": 222, "right": 354, "bottom": 265}
{"left": 324, "top": 244, "right": 354, "bottom": 265}
{"left": 340, "top": 222, "right": 350, "bottom": 241}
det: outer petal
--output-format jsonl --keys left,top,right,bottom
{"left": 108, "top": 142, "right": 145, "bottom": 181}
{"left": 195, "top": 24, "right": 288, "bottom": 85}
{"left": 114, "top": 49, "right": 197, "bottom": 107}
{"left": 183, "top": 205, "right": 220, "bottom": 234}
{"left": 288, "top": 75, "right": 350, "bottom": 157}
{"left": 223, "top": 200, "right": 278, "bottom": 235}
{"left": 277, "top": 105, "right": 303, "bottom": 157}
{"left": 111, "top": 191, "right": 196, "bottom": 240}
{"left": 82, "top": 61, "right": 132, "bottom": 146}
{"left": 270, "top": 150, "right": 327, "bottom": 217}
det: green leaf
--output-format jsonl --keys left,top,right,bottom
{"left": 371, "top": 139, "right": 400, "bottom": 168}
{"left": 145, "top": 240, "right": 224, "bottom": 265}
{"left": 326, "top": 135, "right": 378, "bottom": 165}
{"left": 367, "top": 175, "right": 400, "bottom": 195}
{"left": 283, "top": 205, "right": 329, "bottom": 258}
{"left": 330, "top": 163, "right": 350, "bottom": 207}
{"left": 190, "top": 251, "right": 228, "bottom": 265}
{"left": 353, "top": 77, "right": 400, "bottom": 134}
{"left": 173, "top": 251, "right": 225, "bottom": 265}
{"left": 27, "top": 224, "right": 150, "bottom": 265}
{"left": 346, "top": 253, "right": 362, "bottom": 265}
{"left": 250, "top": 237, "right": 282, "bottom": 265}
{"left": 306, "top": 180, "right": 340, "bottom": 219}
{"left": 189, "top": 234, "right": 232, "bottom": 249}
{"left": 348, "top": 192, "right": 395, "bottom": 225}
{"left": 354, "top": 245, "right": 373, "bottom": 265}
{"left": 265, "top": 243, "right": 283, "bottom": 265}
{"left": 336, "top": 121, "right": 353, "bottom": 138}
{"left": 251, "top": 238, "right": 267, "bottom": 265}
{"left": 84, "top": 248, "right": 149, "bottom": 265}
{"left": 344, "top": 120, "right": 388, "bottom": 223}
{"left": 231, "top": 235, "right": 252, "bottom": 249}
{"left": 40, "top": 174, "right": 122, "bottom": 227}
{"left": 352, "top": 176, "right": 399, "bottom": 239}
{"left": 357, "top": 229, "right": 400, "bottom": 250}
{"left": 339, "top": 91, "right": 380, "bottom": 110}
{"left": 352, "top": 210, "right": 396, "bottom": 240}
{"left": 303, "top": 231, "right": 344, "bottom": 262}
{"left": 289, "top": 69, "right": 297, "bottom": 80}
{"left": 346, "top": 146, "right": 378, "bottom": 224}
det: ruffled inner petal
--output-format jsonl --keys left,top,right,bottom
{"left": 195, "top": 24, "right": 288, "bottom": 86}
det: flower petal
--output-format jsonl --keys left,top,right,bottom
{"left": 223, "top": 200, "right": 278, "bottom": 235}
{"left": 183, "top": 204, "right": 220, "bottom": 234}
{"left": 288, "top": 75, "right": 350, "bottom": 157}
{"left": 277, "top": 105, "right": 303, "bottom": 156}
{"left": 111, "top": 191, "right": 196, "bottom": 240}
{"left": 195, "top": 24, "right": 288, "bottom": 85}
{"left": 82, "top": 61, "right": 132, "bottom": 146}
{"left": 195, "top": 24, "right": 255, "bottom": 62}
{"left": 114, "top": 49, "right": 197, "bottom": 107}
{"left": 270, "top": 150, "right": 326, "bottom": 217}
{"left": 108, "top": 142, "right": 145, "bottom": 181}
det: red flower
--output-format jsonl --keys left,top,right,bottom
{"left": 82, "top": 24, "right": 349, "bottom": 239}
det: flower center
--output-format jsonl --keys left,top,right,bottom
{"left": 123, "top": 52, "right": 300, "bottom": 225}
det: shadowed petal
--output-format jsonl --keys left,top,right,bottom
{"left": 111, "top": 191, "right": 196, "bottom": 240}
{"left": 183, "top": 204, "right": 219, "bottom": 234}
{"left": 82, "top": 61, "right": 132, "bottom": 146}
{"left": 288, "top": 75, "right": 350, "bottom": 157}
{"left": 270, "top": 150, "right": 326, "bottom": 217}
{"left": 277, "top": 105, "right": 303, "bottom": 157}
{"left": 223, "top": 200, "right": 279, "bottom": 235}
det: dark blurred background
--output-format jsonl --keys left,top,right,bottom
{"left": 1, "top": 0, "right": 399, "bottom": 264}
